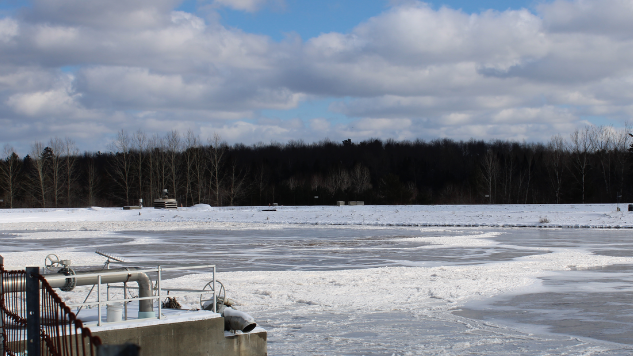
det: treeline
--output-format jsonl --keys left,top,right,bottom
{"left": 0, "top": 126, "right": 632, "bottom": 208}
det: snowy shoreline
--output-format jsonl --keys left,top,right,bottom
{"left": 0, "top": 203, "right": 631, "bottom": 231}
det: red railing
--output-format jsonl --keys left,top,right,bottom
{"left": 1, "top": 261, "right": 102, "bottom": 356}
{"left": 0, "top": 268, "right": 27, "bottom": 355}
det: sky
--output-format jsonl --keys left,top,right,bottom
{"left": 0, "top": 0, "right": 632, "bottom": 154}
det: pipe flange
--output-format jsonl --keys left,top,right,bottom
{"left": 60, "top": 267, "right": 76, "bottom": 291}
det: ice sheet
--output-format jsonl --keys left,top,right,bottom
{"left": 3, "top": 205, "right": 633, "bottom": 354}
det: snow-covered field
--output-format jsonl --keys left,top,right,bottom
{"left": 0, "top": 203, "right": 632, "bottom": 229}
{"left": 2, "top": 204, "right": 633, "bottom": 355}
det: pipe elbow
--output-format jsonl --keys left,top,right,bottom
{"left": 222, "top": 307, "right": 257, "bottom": 333}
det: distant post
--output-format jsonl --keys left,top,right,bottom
{"left": 26, "top": 267, "right": 40, "bottom": 355}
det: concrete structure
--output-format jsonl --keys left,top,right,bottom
{"left": 153, "top": 198, "right": 177, "bottom": 209}
{"left": 93, "top": 316, "right": 267, "bottom": 356}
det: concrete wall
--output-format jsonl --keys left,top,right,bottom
{"left": 93, "top": 317, "right": 266, "bottom": 356}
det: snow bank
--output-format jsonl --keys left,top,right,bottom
{"left": 0, "top": 204, "right": 631, "bottom": 231}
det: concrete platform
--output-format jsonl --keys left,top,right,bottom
{"left": 92, "top": 314, "right": 267, "bottom": 356}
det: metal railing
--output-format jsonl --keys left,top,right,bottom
{"left": 1, "top": 259, "right": 102, "bottom": 356}
{"left": 42, "top": 265, "right": 217, "bottom": 326}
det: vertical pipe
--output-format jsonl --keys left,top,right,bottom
{"left": 157, "top": 266, "right": 162, "bottom": 320}
{"left": 213, "top": 266, "right": 216, "bottom": 313}
{"left": 124, "top": 282, "right": 128, "bottom": 321}
{"left": 97, "top": 275, "right": 101, "bottom": 326}
{"left": 26, "top": 267, "right": 40, "bottom": 356}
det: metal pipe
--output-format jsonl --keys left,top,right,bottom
{"left": 222, "top": 307, "right": 257, "bottom": 333}
{"left": 1, "top": 267, "right": 155, "bottom": 318}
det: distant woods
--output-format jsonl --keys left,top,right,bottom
{"left": 1, "top": 126, "right": 633, "bottom": 208}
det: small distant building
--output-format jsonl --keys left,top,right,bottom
{"left": 154, "top": 189, "right": 177, "bottom": 209}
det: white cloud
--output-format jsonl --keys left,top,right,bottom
{"left": 0, "top": 18, "right": 18, "bottom": 43}
{"left": 24, "top": 0, "right": 180, "bottom": 29}
{"left": 210, "top": 0, "right": 284, "bottom": 12}
{"left": 540, "top": 0, "right": 633, "bottom": 36}
{"left": 1, "top": 0, "right": 633, "bottom": 151}
{"left": 5, "top": 74, "right": 96, "bottom": 119}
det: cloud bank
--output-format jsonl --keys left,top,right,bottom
{"left": 1, "top": 0, "right": 632, "bottom": 152}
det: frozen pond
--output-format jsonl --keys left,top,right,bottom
{"left": 3, "top": 226, "right": 633, "bottom": 354}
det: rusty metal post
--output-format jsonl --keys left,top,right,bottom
{"left": 26, "top": 266, "right": 40, "bottom": 355}
{"left": 0, "top": 255, "right": 3, "bottom": 356}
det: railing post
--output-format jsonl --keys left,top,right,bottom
{"left": 26, "top": 266, "right": 40, "bottom": 356}
{"left": 124, "top": 282, "right": 128, "bottom": 321}
{"left": 97, "top": 275, "right": 102, "bottom": 326}
{"left": 157, "top": 266, "right": 162, "bottom": 320}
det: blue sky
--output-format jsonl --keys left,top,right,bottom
{"left": 0, "top": 0, "right": 631, "bottom": 152}
{"left": 179, "top": 0, "right": 539, "bottom": 41}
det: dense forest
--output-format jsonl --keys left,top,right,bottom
{"left": 1, "top": 125, "right": 632, "bottom": 208}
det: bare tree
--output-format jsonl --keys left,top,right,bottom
{"left": 350, "top": 163, "right": 372, "bottom": 198}
{"left": 590, "top": 125, "right": 615, "bottom": 200}
{"left": 406, "top": 181, "right": 418, "bottom": 203}
{"left": 63, "top": 137, "right": 79, "bottom": 207}
{"left": 86, "top": 153, "right": 100, "bottom": 206}
{"left": 155, "top": 135, "right": 169, "bottom": 198}
{"left": 147, "top": 134, "right": 162, "bottom": 201}
{"left": 324, "top": 167, "right": 350, "bottom": 196}
{"left": 193, "top": 140, "right": 205, "bottom": 205}
{"left": 132, "top": 130, "right": 147, "bottom": 205}
{"left": 255, "top": 165, "right": 269, "bottom": 205}
{"left": 480, "top": 149, "right": 499, "bottom": 204}
{"left": 30, "top": 141, "right": 47, "bottom": 208}
{"left": 521, "top": 144, "right": 536, "bottom": 204}
{"left": 109, "top": 130, "right": 133, "bottom": 205}
{"left": 285, "top": 176, "right": 300, "bottom": 205}
{"left": 226, "top": 159, "right": 248, "bottom": 206}
{"left": 183, "top": 130, "right": 201, "bottom": 206}
{"left": 545, "top": 135, "right": 567, "bottom": 204}
{"left": 48, "top": 137, "right": 64, "bottom": 208}
{"left": 614, "top": 123, "right": 632, "bottom": 199}
{"left": 310, "top": 174, "right": 323, "bottom": 191}
{"left": 0, "top": 145, "right": 22, "bottom": 208}
{"left": 499, "top": 147, "right": 515, "bottom": 204}
{"left": 166, "top": 130, "right": 181, "bottom": 202}
{"left": 569, "top": 127, "right": 592, "bottom": 203}
{"left": 208, "top": 133, "right": 226, "bottom": 206}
